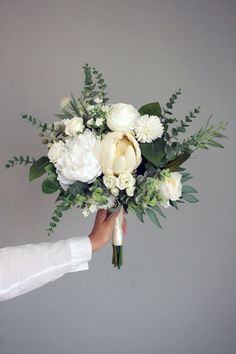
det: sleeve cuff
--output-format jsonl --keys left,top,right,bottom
{"left": 67, "top": 235, "right": 92, "bottom": 272}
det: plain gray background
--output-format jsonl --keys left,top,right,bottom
{"left": 0, "top": 0, "right": 235, "bottom": 353}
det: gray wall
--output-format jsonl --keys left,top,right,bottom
{"left": 0, "top": 0, "right": 235, "bottom": 353}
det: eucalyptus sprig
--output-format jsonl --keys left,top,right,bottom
{"left": 5, "top": 155, "right": 35, "bottom": 168}
{"left": 80, "top": 64, "right": 109, "bottom": 105}
{"left": 47, "top": 195, "right": 75, "bottom": 236}
{"left": 21, "top": 114, "right": 53, "bottom": 133}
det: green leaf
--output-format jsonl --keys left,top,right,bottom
{"left": 42, "top": 176, "right": 60, "bottom": 194}
{"left": 152, "top": 205, "right": 167, "bottom": 219}
{"left": 170, "top": 200, "right": 179, "bottom": 209}
{"left": 165, "top": 152, "right": 191, "bottom": 171}
{"left": 181, "top": 174, "right": 193, "bottom": 183}
{"left": 146, "top": 208, "right": 163, "bottom": 229}
{"left": 44, "top": 163, "right": 56, "bottom": 176}
{"left": 181, "top": 193, "right": 199, "bottom": 203}
{"left": 29, "top": 156, "right": 50, "bottom": 182}
{"left": 138, "top": 102, "right": 162, "bottom": 117}
{"left": 182, "top": 185, "right": 198, "bottom": 194}
{"left": 140, "top": 138, "right": 166, "bottom": 167}
{"left": 135, "top": 209, "right": 144, "bottom": 223}
{"left": 207, "top": 140, "right": 224, "bottom": 148}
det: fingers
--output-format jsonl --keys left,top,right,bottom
{"left": 95, "top": 209, "right": 108, "bottom": 223}
{"left": 122, "top": 217, "right": 127, "bottom": 235}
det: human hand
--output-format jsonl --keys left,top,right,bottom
{"left": 88, "top": 208, "right": 127, "bottom": 252}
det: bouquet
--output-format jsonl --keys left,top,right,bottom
{"left": 5, "top": 64, "right": 228, "bottom": 269}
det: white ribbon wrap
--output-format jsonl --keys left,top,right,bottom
{"left": 112, "top": 207, "right": 124, "bottom": 246}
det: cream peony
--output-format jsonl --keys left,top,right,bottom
{"left": 106, "top": 103, "right": 140, "bottom": 132}
{"left": 100, "top": 131, "right": 142, "bottom": 176}
{"left": 48, "top": 141, "right": 65, "bottom": 163}
{"left": 64, "top": 116, "right": 84, "bottom": 137}
{"left": 158, "top": 172, "right": 182, "bottom": 206}
{"left": 55, "top": 129, "right": 102, "bottom": 190}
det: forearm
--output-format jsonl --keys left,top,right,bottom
{"left": 0, "top": 236, "right": 92, "bottom": 302}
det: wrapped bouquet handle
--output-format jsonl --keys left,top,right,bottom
{"left": 112, "top": 207, "right": 124, "bottom": 269}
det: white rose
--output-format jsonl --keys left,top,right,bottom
{"left": 158, "top": 172, "right": 182, "bottom": 202}
{"left": 116, "top": 172, "right": 135, "bottom": 190}
{"left": 100, "top": 131, "right": 142, "bottom": 176}
{"left": 126, "top": 185, "right": 135, "bottom": 196}
{"left": 55, "top": 129, "right": 102, "bottom": 190}
{"left": 110, "top": 187, "right": 119, "bottom": 196}
{"left": 106, "top": 103, "right": 140, "bottom": 132}
{"left": 103, "top": 175, "right": 117, "bottom": 189}
{"left": 64, "top": 116, "right": 84, "bottom": 137}
{"left": 48, "top": 141, "right": 65, "bottom": 163}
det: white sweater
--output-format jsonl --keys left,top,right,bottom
{"left": 0, "top": 236, "right": 92, "bottom": 302}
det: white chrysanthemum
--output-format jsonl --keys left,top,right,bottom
{"left": 60, "top": 96, "right": 70, "bottom": 110}
{"left": 134, "top": 115, "right": 164, "bottom": 143}
{"left": 55, "top": 129, "right": 102, "bottom": 190}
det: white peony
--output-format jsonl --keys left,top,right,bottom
{"left": 55, "top": 129, "right": 102, "bottom": 190}
{"left": 116, "top": 172, "right": 135, "bottom": 190}
{"left": 48, "top": 141, "right": 65, "bottom": 163}
{"left": 106, "top": 103, "right": 140, "bottom": 132}
{"left": 64, "top": 116, "right": 84, "bottom": 137}
{"left": 158, "top": 172, "right": 182, "bottom": 205}
{"left": 134, "top": 115, "right": 164, "bottom": 143}
{"left": 100, "top": 131, "right": 142, "bottom": 176}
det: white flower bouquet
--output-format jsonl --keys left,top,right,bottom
{"left": 5, "top": 64, "right": 228, "bottom": 269}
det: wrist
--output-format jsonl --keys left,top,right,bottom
{"left": 89, "top": 232, "right": 101, "bottom": 252}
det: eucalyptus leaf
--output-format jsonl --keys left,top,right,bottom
{"left": 151, "top": 205, "right": 167, "bottom": 219}
{"left": 29, "top": 156, "right": 49, "bottom": 182}
{"left": 181, "top": 175, "right": 193, "bottom": 183}
{"left": 146, "top": 208, "right": 163, "bottom": 229}
{"left": 42, "top": 176, "right": 60, "bottom": 194}
{"left": 181, "top": 193, "right": 199, "bottom": 203}
{"left": 182, "top": 185, "right": 198, "bottom": 194}
{"left": 135, "top": 209, "right": 144, "bottom": 223}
